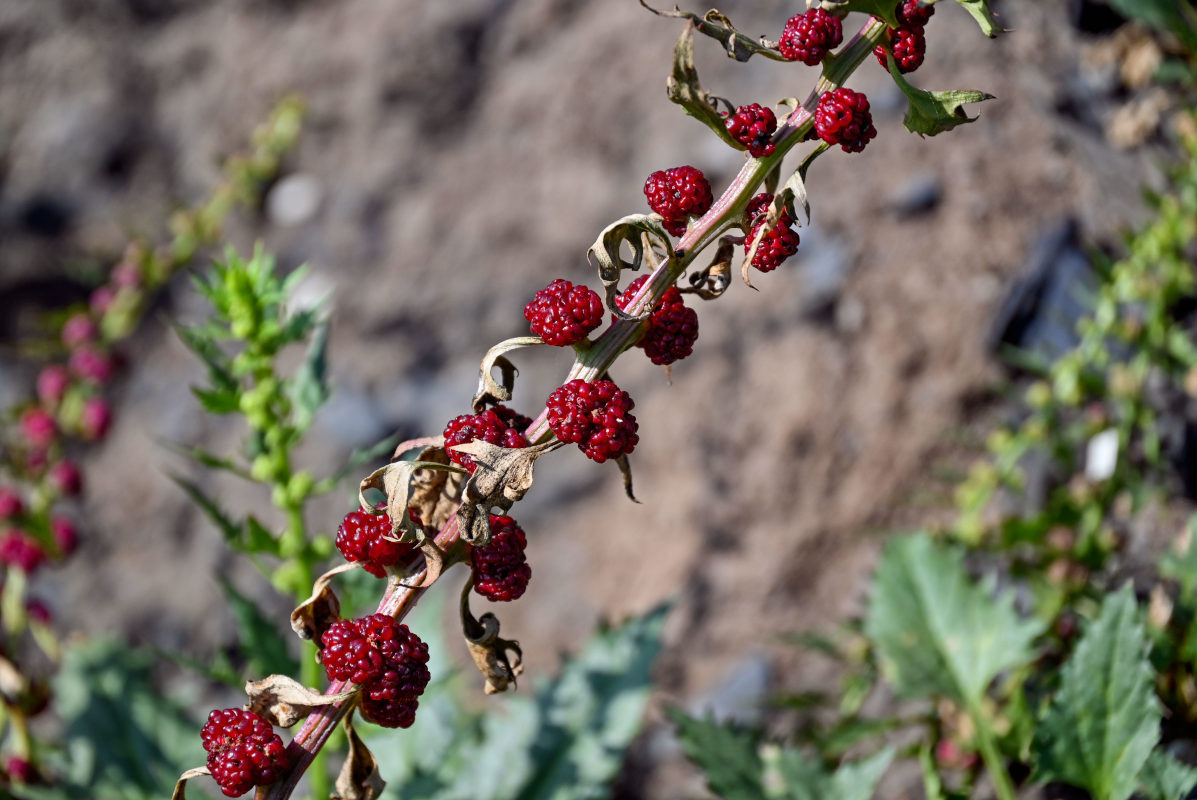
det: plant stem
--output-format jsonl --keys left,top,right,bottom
{"left": 968, "top": 702, "right": 1017, "bottom": 800}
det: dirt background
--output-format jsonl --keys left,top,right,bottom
{"left": 0, "top": 0, "right": 1183, "bottom": 796}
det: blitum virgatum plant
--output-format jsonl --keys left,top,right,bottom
{"left": 173, "top": 2, "right": 1002, "bottom": 798}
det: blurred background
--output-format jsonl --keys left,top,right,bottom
{"left": 0, "top": 0, "right": 1189, "bottom": 796}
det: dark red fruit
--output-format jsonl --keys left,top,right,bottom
{"left": 80, "top": 397, "right": 112, "bottom": 440}
{"left": 725, "top": 103, "right": 778, "bottom": 158}
{"left": 643, "top": 166, "right": 713, "bottom": 237}
{"left": 615, "top": 276, "right": 699, "bottom": 365}
{"left": 51, "top": 516, "right": 77, "bottom": 556}
{"left": 814, "top": 88, "right": 877, "bottom": 153}
{"left": 472, "top": 514, "right": 532, "bottom": 602}
{"left": 873, "top": 24, "right": 926, "bottom": 73}
{"left": 524, "top": 279, "right": 605, "bottom": 346}
{"left": 545, "top": 379, "right": 639, "bottom": 463}
{"left": 443, "top": 410, "right": 529, "bottom": 474}
{"left": 0, "top": 488, "right": 23, "bottom": 520}
{"left": 490, "top": 404, "right": 534, "bottom": 434}
{"left": 897, "top": 0, "right": 934, "bottom": 28}
{"left": 743, "top": 193, "right": 800, "bottom": 273}
{"left": 320, "top": 614, "right": 430, "bottom": 690}
{"left": 20, "top": 408, "right": 56, "bottom": 449}
{"left": 0, "top": 532, "right": 44, "bottom": 574}
{"left": 200, "top": 708, "right": 288, "bottom": 798}
{"left": 778, "top": 8, "right": 844, "bottom": 65}
{"left": 335, "top": 508, "right": 415, "bottom": 578}
{"left": 49, "top": 460, "right": 82, "bottom": 497}
{"left": 359, "top": 693, "right": 418, "bottom": 729}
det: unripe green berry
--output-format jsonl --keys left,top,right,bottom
{"left": 286, "top": 471, "right": 314, "bottom": 505}
{"left": 251, "top": 455, "right": 274, "bottom": 482}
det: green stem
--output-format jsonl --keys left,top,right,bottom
{"left": 967, "top": 702, "right": 1017, "bottom": 800}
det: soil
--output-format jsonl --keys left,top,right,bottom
{"left": 0, "top": 0, "right": 1183, "bottom": 796}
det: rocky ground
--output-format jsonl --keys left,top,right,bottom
{"left": 0, "top": 0, "right": 1184, "bottom": 795}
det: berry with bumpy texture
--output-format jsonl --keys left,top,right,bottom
{"left": 201, "top": 708, "right": 289, "bottom": 798}
{"left": 545, "top": 379, "right": 639, "bottom": 463}
{"left": 814, "top": 88, "right": 877, "bottom": 153}
{"left": 725, "top": 103, "right": 777, "bottom": 158}
{"left": 615, "top": 276, "right": 699, "bottom": 365}
{"left": 321, "top": 614, "right": 430, "bottom": 688}
{"left": 873, "top": 24, "right": 926, "bottom": 73}
{"left": 443, "top": 410, "right": 529, "bottom": 474}
{"left": 643, "top": 166, "right": 713, "bottom": 237}
{"left": 743, "top": 193, "right": 800, "bottom": 273}
{"left": 490, "top": 404, "right": 534, "bottom": 433}
{"left": 335, "top": 507, "right": 414, "bottom": 578}
{"left": 69, "top": 346, "right": 113, "bottom": 384}
{"left": 360, "top": 693, "right": 418, "bottom": 729}
{"left": 472, "top": 514, "right": 532, "bottom": 602}
{"left": 778, "top": 8, "right": 843, "bottom": 65}
{"left": 897, "top": 0, "right": 934, "bottom": 28}
{"left": 524, "top": 279, "right": 605, "bottom": 346}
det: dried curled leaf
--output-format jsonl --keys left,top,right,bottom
{"left": 473, "top": 337, "right": 543, "bottom": 410}
{"left": 684, "top": 238, "right": 734, "bottom": 300}
{"left": 405, "top": 445, "right": 465, "bottom": 535}
{"left": 290, "top": 562, "right": 356, "bottom": 641}
{"left": 588, "top": 214, "right": 676, "bottom": 316}
{"left": 171, "top": 767, "right": 211, "bottom": 800}
{"left": 666, "top": 23, "right": 743, "bottom": 148}
{"left": 641, "top": 2, "right": 787, "bottom": 62}
{"left": 245, "top": 674, "right": 357, "bottom": 728}
{"left": 359, "top": 459, "right": 465, "bottom": 544}
{"left": 452, "top": 439, "right": 561, "bottom": 545}
{"left": 616, "top": 454, "right": 640, "bottom": 503}
{"left": 333, "top": 712, "right": 386, "bottom": 800}
{"left": 461, "top": 584, "right": 524, "bottom": 695}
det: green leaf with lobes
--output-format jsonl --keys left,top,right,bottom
{"left": 885, "top": 56, "right": 994, "bottom": 137}
{"left": 1138, "top": 749, "right": 1197, "bottom": 800}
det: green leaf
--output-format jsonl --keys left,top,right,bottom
{"left": 945, "top": 0, "right": 1006, "bottom": 38}
{"left": 161, "top": 440, "right": 254, "bottom": 481}
{"left": 1139, "top": 749, "right": 1197, "bottom": 800}
{"left": 174, "top": 322, "right": 237, "bottom": 394}
{"left": 825, "top": 0, "right": 900, "bottom": 27}
{"left": 1033, "top": 584, "right": 1161, "bottom": 800}
{"left": 885, "top": 58, "right": 994, "bottom": 137}
{"left": 289, "top": 320, "right": 330, "bottom": 435}
{"left": 313, "top": 433, "right": 401, "bottom": 494}
{"left": 670, "top": 710, "right": 765, "bottom": 800}
{"left": 864, "top": 532, "right": 1042, "bottom": 706}
{"left": 1160, "top": 516, "right": 1197, "bottom": 600}
{"left": 664, "top": 23, "right": 745, "bottom": 150}
{"left": 169, "top": 474, "right": 245, "bottom": 548}
{"left": 219, "top": 578, "right": 300, "bottom": 678}
{"left": 825, "top": 747, "right": 894, "bottom": 800}
{"left": 192, "top": 387, "right": 241, "bottom": 415}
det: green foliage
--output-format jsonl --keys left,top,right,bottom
{"left": 366, "top": 604, "right": 669, "bottom": 800}
{"left": 1139, "top": 749, "right": 1197, "bottom": 800}
{"left": 864, "top": 532, "right": 1042, "bottom": 707}
{"left": 1034, "top": 585, "right": 1161, "bottom": 800}
{"left": 670, "top": 710, "right": 893, "bottom": 800}
{"left": 885, "top": 59, "right": 994, "bottom": 137}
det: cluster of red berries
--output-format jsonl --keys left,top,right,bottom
{"left": 524, "top": 279, "right": 605, "bottom": 346}
{"left": 743, "top": 193, "right": 801, "bottom": 273}
{"left": 546, "top": 379, "right": 639, "bottom": 463}
{"left": 814, "top": 88, "right": 877, "bottom": 154}
{"left": 778, "top": 7, "right": 843, "bottom": 65}
{"left": 443, "top": 407, "right": 530, "bottom": 474}
{"left": 471, "top": 514, "right": 532, "bottom": 602}
{"left": 335, "top": 507, "right": 416, "bottom": 578}
{"left": 725, "top": 103, "right": 778, "bottom": 158}
{"left": 615, "top": 276, "right": 699, "bottom": 365}
{"left": 643, "top": 166, "right": 713, "bottom": 237}
{"left": 0, "top": 487, "right": 79, "bottom": 575}
{"left": 200, "top": 708, "right": 288, "bottom": 797}
{"left": 320, "top": 613, "right": 431, "bottom": 729}
{"left": 874, "top": 0, "right": 934, "bottom": 74}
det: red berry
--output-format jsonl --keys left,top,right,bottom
{"left": 472, "top": 515, "right": 532, "bottom": 602}
{"left": 725, "top": 103, "right": 777, "bottom": 158}
{"left": 545, "top": 379, "right": 639, "bottom": 463}
{"left": 873, "top": 24, "right": 926, "bottom": 73}
{"left": 69, "top": 346, "right": 113, "bottom": 384}
{"left": 489, "top": 404, "right": 534, "bottom": 434}
{"left": 51, "top": 516, "right": 78, "bottom": 556}
{"left": 320, "top": 614, "right": 430, "bottom": 689}
{"left": 524, "top": 279, "right": 605, "bottom": 346}
{"left": 89, "top": 286, "right": 116, "bottom": 315}
{"left": 80, "top": 397, "right": 112, "bottom": 440}
{"left": 0, "top": 489, "right": 23, "bottom": 520}
{"left": 112, "top": 260, "right": 142, "bottom": 288}
{"left": 36, "top": 365, "right": 70, "bottom": 406}
{"left": 201, "top": 708, "right": 289, "bottom": 797}
{"left": 743, "top": 193, "right": 800, "bottom": 273}
{"left": 4, "top": 756, "right": 38, "bottom": 785}
{"left": 20, "top": 408, "right": 56, "bottom": 449}
{"left": 779, "top": 8, "right": 844, "bottom": 65}
{"left": 335, "top": 508, "right": 414, "bottom": 578}
{"left": 443, "top": 410, "right": 528, "bottom": 474}
{"left": 814, "top": 88, "right": 877, "bottom": 154}
{"left": 643, "top": 166, "right": 713, "bottom": 237}
{"left": 359, "top": 693, "right": 418, "bottom": 729}
{"left": 49, "top": 460, "right": 83, "bottom": 497}
{"left": 896, "top": 0, "right": 934, "bottom": 28}
{"left": 26, "top": 600, "right": 51, "bottom": 624}
{"left": 615, "top": 276, "right": 699, "bottom": 365}
{"left": 61, "top": 313, "right": 98, "bottom": 349}
{"left": 0, "top": 531, "right": 45, "bottom": 574}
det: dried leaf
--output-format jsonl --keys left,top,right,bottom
{"left": 640, "top": 2, "right": 787, "bottom": 62}
{"left": 405, "top": 445, "right": 464, "bottom": 535}
{"left": 290, "top": 562, "right": 356, "bottom": 641}
{"left": 666, "top": 23, "right": 744, "bottom": 148}
{"left": 171, "top": 767, "right": 211, "bottom": 800}
{"left": 0, "top": 655, "right": 26, "bottom": 698}
{"left": 390, "top": 436, "right": 444, "bottom": 461}
{"left": 359, "top": 459, "right": 465, "bottom": 544}
{"left": 245, "top": 674, "right": 357, "bottom": 727}
{"left": 684, "top": 238, "right": 734, "bottom": 300}
{"left": 461, "top": 585, "right": 525, "bottom": 695}
{"left": 452, "top": 440, "right": 561, "bottom": 545}
{"left": 333, "top": 713, "right": 386, "bottom": 800}
{"left": 473, "top": 338, "right": 543, "bottom": 410}
{"left": 588, "top": 214, "right": 676, "bottom": 315}
{"left": 616, "top": 455, "right": 640, "bottom": 503}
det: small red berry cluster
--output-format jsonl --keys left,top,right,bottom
{"left": 472, "top": 514, "right": 532, "bottom": 602}
{"left": 335, "top": 507, "right": 416, "bottom": 578}
{"left": 874, "top": 0, "right": 935, "bottom": 74}
{"left": 201, "top": 708, "right": 289, "bottom": 797}
{"left": 321, "top": 613, "right": 431, "bottom": 729}
{"left": 744, "top": 193, "right": 801, "bottom": 273}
